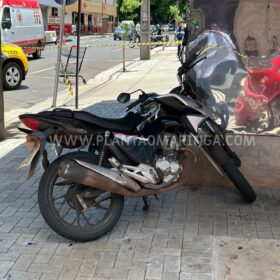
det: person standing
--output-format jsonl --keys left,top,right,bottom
{"left": 175, "top": 21, "right": 185, "bottom": 57}
{"left": 135, "top": 22, "right": 141, "bottom": 37}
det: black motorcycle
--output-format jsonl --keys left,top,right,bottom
{"left": 18, "top": 49, "right": 256, "bottom": 242}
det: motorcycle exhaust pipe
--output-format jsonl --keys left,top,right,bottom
{"left": 58, "top": 159, "right": 141, "bottom": 195}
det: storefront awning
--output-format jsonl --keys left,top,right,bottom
{"left": 39, "top": 0, "right": 61, "bottom": 8}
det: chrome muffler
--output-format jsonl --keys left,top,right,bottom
{"left": 58, "top": 159, "right": 141, "bottom": 194}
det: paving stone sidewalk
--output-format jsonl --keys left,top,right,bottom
{"left": 1, "top": 49, "right": 280, "bottom": 280}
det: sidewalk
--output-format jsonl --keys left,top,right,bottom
{"left": 0, "top": 48, "right": 280, "bottom": 280}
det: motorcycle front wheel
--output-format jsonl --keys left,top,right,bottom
{"left": 206, "top": 144, "right": 256, "bottom": 203}
{"left": 38, "top": 152, "right": 124, "bottom": 242}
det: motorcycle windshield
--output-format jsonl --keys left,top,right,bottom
{"left": 184, "top": 31, "right": 240, "bottom": 129}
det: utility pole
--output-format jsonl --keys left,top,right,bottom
{"left": 75, "top": 0, "right": 81, "bottom": 109}
{"left": 0, "top": 27, "right": 5, "bottom": 140}
{"left": 52, "top": 0, "right": 67, "bottom": 107}
{"left": 140, "top": 0, "right": 150, "bottom": 60}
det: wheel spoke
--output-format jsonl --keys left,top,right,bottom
{"left": 56, "top": 198, "right": 67, "bottom": 213}
{"left": 76, "top": 210, "right": 81, "bottom": 226}
{"left": 55, "top": 181, "right": 73, "bottom": 186}
{"left": 53, "top": 194, "right": 66, "bottom": 201}
{"left": 62, "top": 207, "right": 72, "bottom": 219}
{"left": 81, "top": 212, "right": 91, "bottom": 226}
{"left": 92, "top": 196, "right": 111, "bottom": 208}
{"left": 95, "top": 203, "right": 109, "bottom": 211}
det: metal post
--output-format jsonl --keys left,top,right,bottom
{"left": 0, "top": 28, "right": 5, "bottom": 140}
{"left": 122, "top": 41, "right": 126, "bottom": 72}
{"left": 52, "top": 0, "right": 67, "bottom": 107}
{"left": 140, "top": 0, "right": 150, "bottom": 60}
{"left": 75, "top": 0, "right": 81, "bottom": 109}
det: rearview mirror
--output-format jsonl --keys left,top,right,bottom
{"left": 2, "top": 20, "right": 11, "bottom": 30}
{"left": 117, "top": 92, "right": 130, "bottom": 103}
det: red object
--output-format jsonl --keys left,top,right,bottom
{"left": 1, "top": 0, "right": 40, "bottom": 8}
{"left": 20, "top": 118, "right": 41, "bottom": 130}
{"left": 48, "top": 24, "right": 72, "bottom": 35}
{"left": 12, "top": 37, "right": 46, "bottom": 55}
{"left": 235, "top": 51, "right": 280, "bottom": 126}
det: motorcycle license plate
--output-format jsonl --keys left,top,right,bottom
{"left": 18, "top": 135, "right": 41, "bottom": 170}
{"left": 19, "top": 135, "right": 42, "bottom": 180}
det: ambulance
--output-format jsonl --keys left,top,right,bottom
{"left": 0, "top": 0, "right": 45, "bottom": 59}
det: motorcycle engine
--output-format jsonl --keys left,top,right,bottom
{"left": 155, "top": 133, "right": 182, "bottom": 184}
{"left": 111, "top": 133, "right": 182, "bottom": 189}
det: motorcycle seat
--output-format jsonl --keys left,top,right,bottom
{"left": 72, "top": 111, "right": 136, "bottom": 131}
{"left": 35, "top": 109, "right": 137, "bottom": 131}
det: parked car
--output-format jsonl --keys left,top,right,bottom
{"left": 114, "top": 26, "right": 134, "bottom": 41}
{"left": 121, "top": 20, "right": 135, "bottom": 28}
{"left": 114, "top": 27, "right": 125, "bottom": 40}
{"left": 168, "top": 24, "right": 175, "bottom": 32}
{"left": 0, "top": 0, "right": 45, "bottom": 59}
{"left": 1, "top": 42, "right": 29, "bottom": 90}
{"left": 150, "top": 25, "right": 157, "bottom": 34}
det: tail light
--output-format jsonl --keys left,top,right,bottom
{"left": 20, "top": 117, "right": 41, "bottom": 130}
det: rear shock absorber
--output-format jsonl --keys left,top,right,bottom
{"left": 98, "top": 131, "right": 110, "bottom": 166}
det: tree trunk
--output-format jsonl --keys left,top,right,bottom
{"left": 140, "top": 0, "right": 151, "bottom": 60}
{"left": 0, "top": 32, "right": 5, "bottom": 140}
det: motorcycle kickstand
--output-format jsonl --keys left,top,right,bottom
{"left": 142, "top": 196, "right": 150, "bottom": 211}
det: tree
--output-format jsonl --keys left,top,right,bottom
{"left": 169, "top": 5, "right": 182, "bottom": 24}
{"left": 151, "top": 0, "right": 173, "bottom": 24}
{"left": 120, "top": 0, "right": 141, "bottom": 21}
{"left": 150, "top": 0, "right": 190, "bottom": 24}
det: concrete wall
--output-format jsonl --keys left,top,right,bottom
{"left": 187, "top": 135, "right": 279, "bottom": 188}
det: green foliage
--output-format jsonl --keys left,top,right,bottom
{"left": 151, "top": 0, "right": 173, "bottom": 24}
{"left": 116, "top": 0, "right": 190, "bottom": 25}
{"left": 150, "top": 0, "right": 189, "bottom": 24}
{"left": 119, "top": 22, "right": 134, "bottom": 41}
{"left": 120, "top": 0, "right": 141, "bottom": 20}
{"left": 169, "top": 5, "right": 182, "bottom": 24}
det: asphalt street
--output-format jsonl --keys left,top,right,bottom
{"left": 4, "top": 36, "right": 140, "bottom": 113}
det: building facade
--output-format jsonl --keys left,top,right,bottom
{"left": 39, "top": 0, "right": 117, "bottom": 34}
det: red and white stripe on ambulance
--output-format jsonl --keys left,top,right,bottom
{"left": 1, "top": 0, "right": 40, "bottom": 9}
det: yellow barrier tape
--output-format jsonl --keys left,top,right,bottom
{"left": 198, "top": 44, "right": 267, "bottom": 60}
{"left": 60, "top": 60, "right": 74, "bottom": 96}
{"left": 22, "top": 40, "right": 182, "bottom": 50}
{"left": 23, "top": 42, "right": 268, "bottom": 62}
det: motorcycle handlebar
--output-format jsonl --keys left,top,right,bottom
{"left": 125, "top": 99, "right": 142, "bottom": 111}
{"left": 125, "top": 93, "right": 158, "bottom": 112}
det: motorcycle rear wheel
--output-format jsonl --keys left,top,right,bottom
{"left": 38, "top": 152, "right": 124, "bottom": 242}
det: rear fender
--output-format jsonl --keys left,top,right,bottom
{"left": 19, "top": 130, "right": 49, "bottom": 179}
